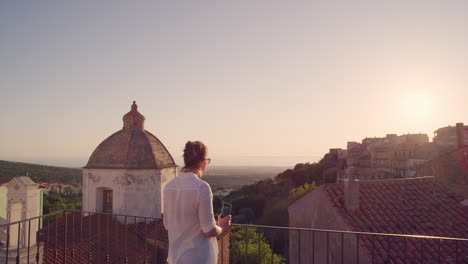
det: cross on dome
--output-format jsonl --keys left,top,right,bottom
{"left": 123, "top": 101, "right": 145, "bottom": 130}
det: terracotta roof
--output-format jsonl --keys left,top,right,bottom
{"left": 324, "top": 177, "right": 468, "bottom": 263}
{"left": 39, "top": 212, "right": 168, "bottom": 263}
{"left": 0, "top": 177, "right": 12, "bottom": 186}
{"left": 84, "top": 102, "right": 176, "bottom": 170}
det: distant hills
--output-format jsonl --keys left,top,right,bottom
{"left": 203, "top": 166, "right": 289, "bottom": 188}
{"left": 0, "top": 160, "right": 81, "bottom": 184}
{"left": 0, "top": 160, "right": 288, "bottom": 187}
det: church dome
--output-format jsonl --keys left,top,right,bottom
{"left": 85, "top": 101, "right": 176, "bottom": 169}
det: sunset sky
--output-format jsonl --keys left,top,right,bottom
{"left": 1, "top": 1, "right": 467, "bottom": 167}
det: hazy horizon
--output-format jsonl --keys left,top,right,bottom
{"left": 0, "top": 155, "right": 321, "bottom": 168}
{"left": 2, "top": 1, "right": 468, "bottom": 164}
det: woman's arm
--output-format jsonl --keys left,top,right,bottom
{"left": 198, "top": 182, "right": 231, "bottom": 238}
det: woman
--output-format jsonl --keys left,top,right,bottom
{"left": 163, "top": 141, "right": 231, "bottom": 264}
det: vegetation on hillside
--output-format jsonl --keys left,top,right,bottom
{"left": 43, "top": 189, "right": 82, "bottom": 215}
{"left": 219, "top": 154, "right": 340, "bottom": 261}
{"left": 0, "top": 160, "right": 81, "bottom": 184}
{"left": 230, "top": 227, "right": 285, "bottom": 264}
{"left": 42, "top": 189, "right": 82, "bottom": 225}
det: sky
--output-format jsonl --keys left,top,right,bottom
{"left": 1, "top": 1, "right": 468, "bottom": 167}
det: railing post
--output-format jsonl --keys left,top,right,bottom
{"left": 54, "top": 213, "right": 58, "bottom": 262}
{"left": 341, "top": 232, "right": 344, "bottom": 264}
{"left": 298, "top": 230, "right": 301, "bottom": 264}
{"left": 387, "top": 235, "right": 390, "bottom": 263}
{"left": 16, "top": 221, "right": 21, "bottom": 264}
{"left": 420, "top": 238, "right": 423, "bottom": 263}
{"left": 35, "top": 217, "right": 41, "bottom": 264}
{"left": 143, "top": 217, "right": 147, "bottom": 264}
{"left": 231, "top": 226, "right": 237, "bottom": 264}
{"left": 115, "top": 215, "right": 119, "bottom": 263}
{"left": 326, "top": 231, "right": 329, "bottom": 264}
{"left": 106, "top": 214, "right": 110, "bottom": 264}
{"left": 403, "top": 237, "right": 407, "bottom": 264}
{"left": 6, "top": 222, "right": 9, "bottom": 263}
{"left": 64, "top": 211, "right": 68, "bottom": 263}
{"left": 437, "top": 238, "right": 441, "bottom": 264}
{"left": 258, "top": 230, "right": 261, "bottom": 263}
{"left": 270, "top": 229, "right": 274, "bottom": 264}
{"left": 27, "top": 219, "right": 31, "bottom": 263}
{"left": 356, "top": 234, "right": 359, "bottom": 264}
{"left": 71, "top": 211, "right": 75, "bottom": 263}
{"left": 125, "top": 215, "right": 128, "bottom": 264}
{"left": 244, "top": 226, "right": 248, "bottom": 263}
{"left": 88, "top": 212, "right": 92, "bottom": 264}
{"left": 97, "top": 213, "right": 100, "bottom": 264}
{"left": 312, "top": 230, "right": 315, "bottom": 264}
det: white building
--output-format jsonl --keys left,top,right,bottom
{"left": 82, "top": 101, "right": 177, "bottom": 220}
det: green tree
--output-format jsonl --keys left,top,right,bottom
{"left": 43, "top": 189, "right": 64, "bottom": 215}
{"left": 230, "top": 226, "right": 285, "bottom": 264}
{"left": 288, "top": 182, "right": 317, "bottom": 201}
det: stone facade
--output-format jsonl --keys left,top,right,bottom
{"left": 82, "top": 167, "right": 176, "bottom": 219}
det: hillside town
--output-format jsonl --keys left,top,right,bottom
{"left": 322, "top": 123, "right": 468, "bottom": 188}
{"left": 289, "top": 123, "right": 468, "bottom": 263}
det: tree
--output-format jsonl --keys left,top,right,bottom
{"left": 43, "top": 189, "right": 64, "bottom": 215}
{"left": 288, "top": 182, "right": 316, "bottom": 201}
{"left": 230, "top": 226, "right": 285, "bottom": 264}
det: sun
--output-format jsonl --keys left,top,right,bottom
{"left": 401, "top": 91, "right": 432, "bottom": 120}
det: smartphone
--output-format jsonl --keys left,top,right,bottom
{"left": 220, "top": 202, "right": 232, "bottom": 218}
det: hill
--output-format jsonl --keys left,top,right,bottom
{"left": 0, "top": 160, "right": 81, "bottom": 184}
{"left": 203, "top": 166, "right": 288, "bottom": 188}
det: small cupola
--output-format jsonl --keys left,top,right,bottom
{"left": 123, "top": 101, "right": 145, "bottom": 130}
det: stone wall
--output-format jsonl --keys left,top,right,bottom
{"left": 82, "top": 167, "right": 176, "bottom": 220}
{"left": 289, "top": 186, "right": 371, "bottom": 264}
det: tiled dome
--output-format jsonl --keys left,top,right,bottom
{"left": 84, "top": 102, "right": 176, "bottom": 169}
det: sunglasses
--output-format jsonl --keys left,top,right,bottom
{"left": 205, "top": 158, "right": 212, "bottom": 164}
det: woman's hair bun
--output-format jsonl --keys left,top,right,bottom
{"left": 183, "top": 141, "right": 207, "bottom": 168}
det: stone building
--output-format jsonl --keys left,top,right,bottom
{"left": 434, "top": 123, "right": 468, "bottom": 149}
{"left": 82, "top": 101, "right": 177, "bottom": 220}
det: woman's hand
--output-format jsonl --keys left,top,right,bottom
{"left": 217, "top": 214, "right": 232, "bottom": 238}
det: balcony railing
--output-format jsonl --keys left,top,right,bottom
{"left": 229, "top": 224, "right": 468, "bottom": 264}
{"left": 0, "top": 210, "right": 466, "bottom": 263}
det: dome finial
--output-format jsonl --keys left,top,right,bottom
{"left": 123, "top": 101, "right": 145, "bottom": 130}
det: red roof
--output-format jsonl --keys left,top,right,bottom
{"left": 39, "top": 212, "right": 168, "bottom": 263}
{"left": 324, "top": 177, "right": 467, "bottom": 263}
{"left": 0, "top": 177, "right": 12, "bottom": 186}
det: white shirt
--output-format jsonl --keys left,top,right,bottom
{"left": 163, "top": 171, "right": 218, "bottom": 264}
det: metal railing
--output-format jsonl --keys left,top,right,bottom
{"left": 0, "top": 210, "right": 168, "bottom": 264}
{"left": 229, "top": 224, "right": 468, "bottom": 264}
{"left": 0, "top": 210, "right": 466, "bottom": 263}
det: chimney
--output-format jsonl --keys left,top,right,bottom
{"left": 344, "top": 179, "right": 360, "bottom": 211}
{"left": 456, "top": 123, "right": 465, "bottom": 149}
